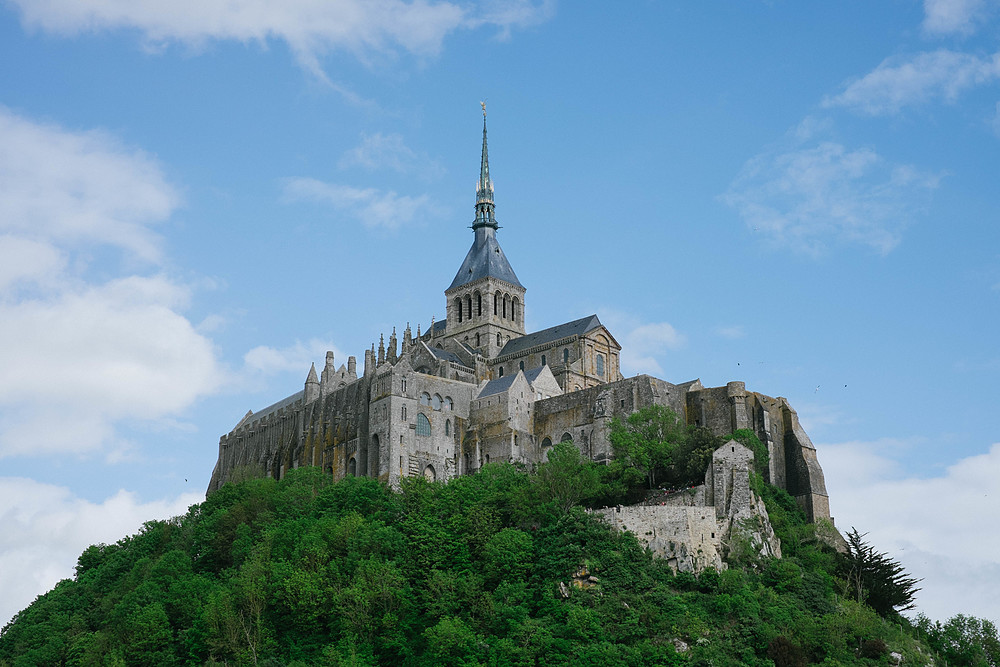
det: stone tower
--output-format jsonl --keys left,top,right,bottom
{"left": 444, "top": 111, "right": 526, "bottom": 357}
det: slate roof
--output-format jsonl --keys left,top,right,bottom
{"left": 246, "top": 390, "right": 304, "bottom": 427}
{"left": 477, "top": 373, "right": 518, "bottom": 399}
{"left": 498, "top": 314, "right": 604, "bottom": 357}
{"left": 430, "top": 347, "right": 463, "bottom": 364}
{"left": 448, "top": 231, "right": 523, "bottom": 291}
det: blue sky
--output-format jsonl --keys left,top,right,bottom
{"left": 2, "top": 0, "right": 999, "bottom": 626}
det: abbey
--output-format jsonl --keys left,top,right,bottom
{"left": 208, "top": 116, "right": 832, "bottom": 523}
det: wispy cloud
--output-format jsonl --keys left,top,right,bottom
{"left": 0, "top": 108, "right": 223, "bottom": 459}
{"left": 282, "top": 177, "right": 437, "bottom": 230}
{"left": 339, "top": 132, "right": 444, "bottom": 179}
{"left": 723, "top": 123, "right": 940, "bottom": 255}
{"left": 923, "top": 0, "right": 991, "bottom": 36}
{"left": 244, "top": 339, "right": 344, "bottom": 377}
{"left": 822, "top": 439, "right": 1000, "bottom": 622}
{"left": 0, "top": 477, "right": 201, "bottom": 628}
{"left": 823, "top": 49, "right": 1000, "bottom": 116}
{"left": 713, "top": 325, "right": 746, "bottom": 339}
{"left": 7, "top": 0, "right": 554, "bottom": 75}
{"left": 600, "top": 311, "right": 685, "bottom": 377}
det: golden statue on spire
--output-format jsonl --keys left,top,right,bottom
{"left": 480, "top": 100, "right": 487, "bottom": 118}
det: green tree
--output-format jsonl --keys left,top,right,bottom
{"left": 608, "top": 405, "right": 684, "bottom": 489}
{"left": 839, "top": 528, "right": 921, "bottom": 617}
{"left": 533, "top": 440, "right": 601, "bottom": 511}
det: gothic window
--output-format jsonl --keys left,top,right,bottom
{"left": 424, "top": 464, "right": 436, "bottom": 481}
{"left": 494, "top": 291, "right": 500, "bottom": 315}
{"left": 496, "top": 333, "right": 501, "bottom": 345}
{"left": 348, "top": 457, "right": 357, "bottom": 476}
{"left": 476, "top": 292, "right": 482, "bottom": 317}
{"left": 445, "top": 419, "right": 451, "bottom": 436}
{"left": 503, "top": 294, "right": 509, "bottom": 319}
{"left": 455, "top": 297, "right": 463, "bottom": 323}
{"left": 596, "top": 353, "right": 605, "bottom": 377}
{"left": 498, "top": 367, "right": 504, "bottom": 378}
{"left": 563, "top": 348, "right": 569, "bottom": 363}
{"left": 444, "top": 396, "right": 453, "bottom": 410}
{"left": 512, "top": 297, "right": 519, "bottom": 323}
{"left": 420, "top": 392, "right": 431, "bottom": 406}
{"left": 465, "top": 295, "right": 472, "bottom": 320}
{"left": 402, "top": 406, "right": 407, "bottom": 420}
{"left": 541, "top": 437, "right": 552, "bottom": 448}
{"left": 401, "top": 377, "right": 407, "bottom": 392}
{"left": 476, "top": 333, "right": 480, "bottom": 347}
{"left": 432, "top": 394, "right": 442, "bottom": 410}
{"left": 541, "top": 354, "right": 546, "bottom": 366}
{"left": 416, "top": 413, "right": 431, "bottom": 436}
{"left": 519, "top": 361, "right": 524, "bottom": 371}
{"left": 561, "top": 432, "right": 572, "bottom": 443}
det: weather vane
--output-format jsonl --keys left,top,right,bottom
{"left": 480, "top": 100, "right": 487, "bottom": 118}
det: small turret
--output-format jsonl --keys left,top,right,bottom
{"left": 304, "top": 363, "right": 320, "bottom": 403}
{"left": 348, "top": 355, "right": 357, "bottom": 377}
{"left": 402, "top": 323, "right": 412, "bottom": 351}
{"left": 388, "top": 327, "right": 398, "bottom": 364}
{"left": 320, "top": 351, "right": 335, "bottom": 394}
{"left": 378, "top": 334, "right": 385, "bottom": 365}
{"left": 364, "top": 346, "right": 375, "bottom": 377}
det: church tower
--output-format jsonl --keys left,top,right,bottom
{"left": 444, "top": 109, "right": 526, "bottom": 358}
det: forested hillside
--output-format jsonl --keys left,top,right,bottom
{"left": 1, "top": 445, "right": 996, "bottom": 666}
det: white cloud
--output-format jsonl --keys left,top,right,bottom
{"left": 0, "top": 109, "right": 223, "bottom": 459}
{"left": 7, "top": 0, "right": 553, "bottom": 74}
{"left": 0, "top": 107, "right": 177, "bottom": 263}
{"left": 244, "top": 338, "right": 344, "bottom": 376}
{"left": 724, "top": 137, "right": 939, "bottom": 255}
{"left": 923, "top": 0, "right": 989, "bottom": 36}
{"left": 824, "top": 50, "right": 1000, "bottom": 116}
{"left": 607, "top": 316, "right": 685, "bottom": 377}
{"left": 0, "top": 477, "right": 202, "bottom": 628}
{"left": 282, "top": 177, "right": 436, "bottom": 230}
{"left": 714, "top": 325, "right": 746, "bottom": 339}
{"left": 339, "top": 132, "right": 445, "bottom": 179}
{"left": 822, "top": 440, "right": 1000, "bottom": 623}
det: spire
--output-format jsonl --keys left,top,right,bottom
{"left": 473, "top": 103, "right": 496, "bottom": 231}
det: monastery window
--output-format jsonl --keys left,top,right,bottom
{"left": 496, "top": 333, "right": 501, "bottom": 345}
{"left": 563, "top": 348, "right": 569, "bottom": 363}
{"left": 348, "top": 457, "right": 357, "bottom": 476}
{"left": 541, "top": 354, "right": 546, "bottom": 366}
{"left": 494, "top": 291, "right": 500, "bottom": 315}
{"left": 512, "top": 297, "right": 519, "bottom": 323}
{"left": 519, "top": 361, "right": 524, "bottom": 371}
{"left": 476, "top": 292, "right": 482, "bottom": 317}
{"left": 541, "top": 437, "right": 552, "bottom": 448}
{"left": 503, "top": 294, "right": 509, "bottom": 319}
{"left": 420, "top": 392, "right": 431, "bottom": 406}
{"left": 416, "top": 413, "right": 431, "bottom": 436}
{"left": 455, "top": 297, "right": 463, "bottom": 323}
{"left": 596, "top": 353, "right": 605, "bottom": 377}
{"left": 561, "top": 432, "right": 572, "bottom": 443}
{"left": 402, "top": 406, "right": 407, "bottom": 420}
{"left": 424, "top": 464, "right": 436, "bottom": 482}
{"left": 445, "top": 419, "right": 451, "bottom": 436}
{"left": 476, "top": 333, "right": 480, "bottom": 347}
{"left": 444, "top": 396, "right": 453, "bottom": 410}
{"left": 402, "top": 377, "right": 407, "bottom": 393}
{"left": 574, "top": 385, "right": 581, "bottom": 392}
{"left": 465, "top": 295, "right": 472, "bottom": 320}
{"left": 433, "top": 394, "right": 442, "bottom": 410}
{"left": 498, "top": 367, "right": 504, "bottom": 378}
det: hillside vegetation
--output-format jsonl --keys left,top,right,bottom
{"left": 1, "top": 438, "right": 996, "bottom": 666}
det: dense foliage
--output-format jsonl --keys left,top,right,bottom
{"left": 0, "top": 451, "right": 990, "bottom": 666}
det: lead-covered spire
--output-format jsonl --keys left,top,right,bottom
{"left": 473, "top": 104, "right": 496, "bottom": 230}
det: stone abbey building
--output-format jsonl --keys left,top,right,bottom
{"left": 208, "top": 116, "right": 832, "bottom": 523}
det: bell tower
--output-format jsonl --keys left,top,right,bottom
{"left": 444, "top": 107, "right": 526, "bottom": 358}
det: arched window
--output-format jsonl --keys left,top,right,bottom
{"left": 423, "top": 464, "right": 436, "bottom": 482}
{"left": 455, "top": 297, "right": 463, "bottom": 323}
{"left": 476, "top": 333, "right": 480, "bottom": 347}
{"left": 541, "top": 437, "right": 552, "bottom": 448}
{"left": 444, "top": 396, "right": 453, "bottom": 410}
{"left": 465, "top": 295, "right": 472, "bottom": 320}
{"left": 432, "top": 394, "right": 442, "bottom": 410}
{"left": 498, "top": 367, "right": 504, "bottom": 378}
{"left": 496, "top": 333, "right": 501, "bottom": 345}
{"left": 416, "top": 413, "right": 431, "bottom": 436}
{"left": 445, "top": 419, "right": 451, "bottom": 436}
{"left": 561, "top": 432, "right": 572, "bottom": 443}
{"left": 348, "top": 457, "right": 357, "bottom": 476}
{"left": 563, "top": 348, "right": 569, "bottom": 363}
{"left": 420, "top": 392, "right": 431, "bottom": 406}
{"left": 494, "top": 291, "right": 500, "bottom": 315}
{"left": 541, "top": 354, "right": 546, "bottom": 366}
{"left": 512, "top": 297, "right": 519, "bottom": 323}
{"left": 596, "top": 353, "right": 605, "bottom": 377}
{"left": 503, "top": 294, "right": 509, "bottom": 319}
{"left": 476, "top": 292, "right": 482, "bottom": 317}
{"left": 519, "top": 361, "right": 524, "bottom": 371}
